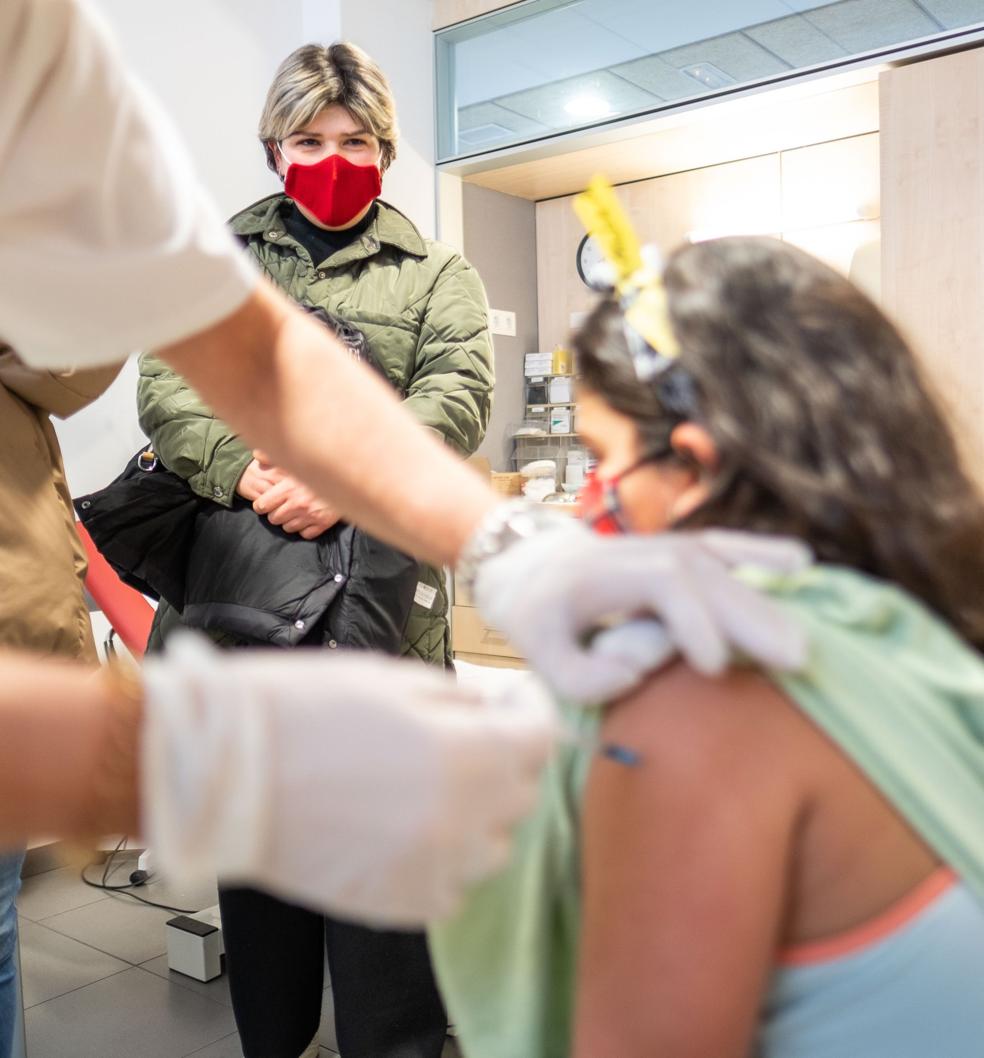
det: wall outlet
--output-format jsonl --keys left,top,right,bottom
{"left": 489, "top": 308, "right": 517, "bottom": 336}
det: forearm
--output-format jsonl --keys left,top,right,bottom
{"left": 158, "top": 281, "right": 499, "bottom": 566}
{"left": 0, "top": 653, "right": 140, "bottom": 844}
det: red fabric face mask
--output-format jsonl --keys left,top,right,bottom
{"left": 579, "top": 468, "right": 628, "bottom": 536}
{"left": 579, "top": 455, "right": 667, "bottom": 535}
{"left": 284, "top": 153, "right": 382, "bottom": 228}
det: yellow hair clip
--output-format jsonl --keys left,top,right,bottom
{"left": 573, "top": 175, "right": 643, "bottom": 283}
{"left": 573, "top": 176, "right": 680, "bottom": 373}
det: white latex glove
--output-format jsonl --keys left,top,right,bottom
{"left": 140, "top": 634, "right": 556, "bottom": 926}
{"left": 475, "top": 525, "right": 812, "bottom": 704}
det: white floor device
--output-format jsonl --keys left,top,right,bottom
{"left": 165, "top": 904, "right": 224, "bottom": 983}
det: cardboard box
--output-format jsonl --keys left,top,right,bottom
{"left": 536, "top": 501, "right": 580, "bottom": 516}
{"left": 454, "top": 651, "right": 527, "bottom": 670}
{"left": 453, "top": 573, "right": 474, "bottom": 608}
{"left": 451, "top": 604, "right": 523, "bottom": 659}
{"left": 491, "top": 471, "right": 523, "bottom": 497}
{"left": 467, "top": 454, "right": 491, "bottom": 480}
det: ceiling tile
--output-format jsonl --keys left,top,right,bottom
{"left": 458, "top": 101, "right": 550, "bottom": 136}
{"left": 456, "top": 101, "right": 550, "bottom": 153}
{"left": 780, "top": 1, "right": 850, "bottom": 10}
{"left": 917, "top": 0, "right": 984, "bottom": 28}
{"left": 746, "top": 14, "right": 849, "bottom": 65}
{"left": 659, "top": 31, "right": 793, "bottom": 82}
{"left": 495, "top": 69, "right": 658, "bottom": 129}
{"left": 458, "top": 123, "right": 513, "bottom": 148}
{"left": 453, "top": 7, "right": 646, "bottom": 107}
{"left": 577, "top": 0, "right": 796, "bottom": 54}
{"left": 802, "top": 0, "right": 939, "bottom": 52}
{"left": 609, "top": 55, "right": 703, "bottom": 102}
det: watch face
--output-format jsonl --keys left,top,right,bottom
{"left": 576, "top": 234, "right": 608, "bottom": 288}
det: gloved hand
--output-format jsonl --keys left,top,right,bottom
{"left": 474, "top": 525, "right": 811, "bottom": 704}
{"left": 140, "top": 634, "right": 556, "bottom": 926}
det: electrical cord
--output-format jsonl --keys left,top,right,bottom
{"left": 80, "top": 836, "right": 197, "bottom": 915}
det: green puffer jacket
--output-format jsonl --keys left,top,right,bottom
{"left": 137, "top": 196, "right": 494, "bottom": 664}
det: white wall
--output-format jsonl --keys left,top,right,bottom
{"left": 56, "top": 0, "right": 436, "bottom": 494}
{"left": 89, "top": 0, "right": 342, "bottom": 214}
{"left": 463, "top": 185, "right": 537, "bottom": 470}
{"left": 339, "top": 0, "right": 436, "bottom": 236}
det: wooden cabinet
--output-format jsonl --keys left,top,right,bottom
{"left": 534, "top": 135, "right": 880, "bottom": 353}
{"left": 880, "top": 49, "right": 984, "bottom": 475}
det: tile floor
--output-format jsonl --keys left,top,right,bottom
{"left": 17, "top": 853, "right": 461, "bottom": 1058}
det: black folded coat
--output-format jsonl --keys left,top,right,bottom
{"left": 75, "top": 450, "right": 418, "bottom": 651}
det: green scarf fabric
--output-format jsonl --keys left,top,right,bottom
{"left": 430, "top": 565, "right": 984, "bottom": 1058}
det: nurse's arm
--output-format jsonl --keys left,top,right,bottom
{"left": 158, "top": 279, "right": 499, "bottom": 568}
{"left": 0, "top": 653, "right": 138, "bottom": 845}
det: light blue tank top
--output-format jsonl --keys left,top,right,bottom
{"left": 760, "top": 870, "right": 984, "bottom": 1057}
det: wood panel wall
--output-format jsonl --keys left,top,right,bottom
{"left": 881, "top": 49, "right": 984, "bottom": 472}
{"left": 467, "top": 80, "right": 879, "bottom": 201}
{"left": 433, "top": 0, "right": 523, "bottom": 30}
{"left": 536, "top": 133, "right": 880, "bottom": 352}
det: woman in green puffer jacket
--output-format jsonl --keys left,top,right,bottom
{"left": 137, "top": 42, "right": 493, "bottom": 1058}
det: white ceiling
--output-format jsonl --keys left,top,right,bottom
{"left": 454, "top": 1, "right": 851, "bottom": 106}
{"left": 449, "top": 0, "right": 984, "bottom": 151}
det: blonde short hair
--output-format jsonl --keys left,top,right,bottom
{"left": 258, "top": 43, "right": 398, "bottom": 173}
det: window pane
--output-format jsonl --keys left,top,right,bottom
{"left": 436, "top": 0, "right": 984, "bottom": 160}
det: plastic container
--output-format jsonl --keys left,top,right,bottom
{"left": 552, "top": 346, "right": 573, "bottom": 375}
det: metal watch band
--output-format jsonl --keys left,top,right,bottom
{"left": 456, "top": 499, "right": 559, "bottom": 593}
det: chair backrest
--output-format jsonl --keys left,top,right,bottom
{"left": 76, "top": 520, "right": 155, "bottom": 658}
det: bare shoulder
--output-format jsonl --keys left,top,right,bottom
{"left": 576, "top": 662, "right": 809, "bottom": 1058}
{"left": 600, "top": 661, "right": 815, "bottom": 797}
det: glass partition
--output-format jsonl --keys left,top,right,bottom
{"left": 436, "top": 0, "right": 984, "bottom": 161}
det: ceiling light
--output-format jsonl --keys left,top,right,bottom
{"left": 563, "top": 94, "right": 613, "bottom": 120}
{"left": 680, "top": 62, "right": 736, "bottom": 90}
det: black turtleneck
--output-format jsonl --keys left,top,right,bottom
{"left": 284, "top": 201, "right": 378, "bottom": 268}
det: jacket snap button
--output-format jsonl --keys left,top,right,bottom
{"left": 318, "top": 270, "right": 327, "bottom": 280}
{"left": 333, "top": 574, "right": 344, "bottom": 583}
{"left": 80, "top": 499, "right": 91, "bottom": 509}
{"left": 212, "top": 486, "right": 224, "bottom": 498}
{"left": 268, "top": 230, "right": 281, "bottom": 239}
{"left": 294, "top": 619, "right": 306, "bottom": 631}
{"left": 328, "top": 639, "right": 338, "bottom": 649}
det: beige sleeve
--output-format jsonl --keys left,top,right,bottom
{"left": 0, "top": 345, "right": 121, "bottom": 417}
{"left": 0, "top": 0, "right": 256, "bottom": 371}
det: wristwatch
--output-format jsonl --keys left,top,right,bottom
{"left": 455, "top": 499, "right": 567, "bottom": 593}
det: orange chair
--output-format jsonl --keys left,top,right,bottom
{"left": 76, "top": 520, "right": 155, "bottom": 658}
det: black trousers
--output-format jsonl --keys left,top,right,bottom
{"left": 219, "top": 886, "right": 448, "bottom": 1058}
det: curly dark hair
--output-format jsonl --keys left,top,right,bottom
{"left": 573, "top": 236, "right": 984, "bottom": 649}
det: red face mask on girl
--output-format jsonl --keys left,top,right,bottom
{"left": 579, "top": 468, "right": 629, "bottom": 535}
{"left": 283, "top": 153, "right": 382, "bottom": 228}
{"left": 579, "top": 456, "right": 665, "bottom": 535}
